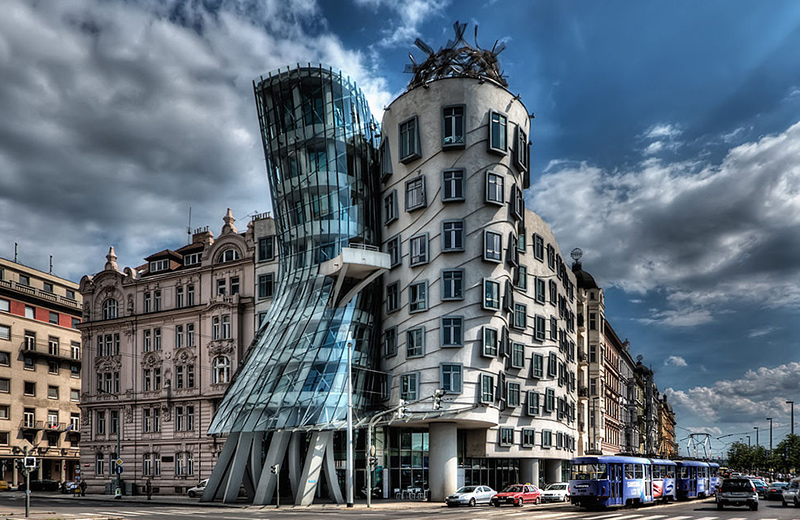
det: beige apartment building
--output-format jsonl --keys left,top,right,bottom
{"left": 77, "top": 209, "right": 255, "bottom": 495}
{"left": 0, "top": 257, "right": 82, "bottom": 487}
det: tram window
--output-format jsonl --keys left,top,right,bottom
{"left": 653, "top": 466, "right": 660, "bottom": 478}
{"left": 679, "top": 467, "right": 688, "bottom": 478}
{"left": 625, "top": 465, "right": 634, "bottom": 479}
{"left": 635, "top": 465, "right": 644, "bottom": 479}
{"left": 667, "top": 466, "right": 675, "bottom": 478}
{"left": 571, "top": 463, "right": 606, "bottom": 480}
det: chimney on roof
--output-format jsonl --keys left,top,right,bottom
{"left": 192, "top": 226, "right": 214, "bottom": 246}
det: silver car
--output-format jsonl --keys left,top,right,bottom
{"left": 782, "top": 477, "right": 800, "bottom": 507}
{"left": 445, "top": 485, "right": 496, "bottom": 507}
{"left": 541, "top": 482, "right": 570, "bottom": 502}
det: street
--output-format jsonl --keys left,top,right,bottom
{"left": 1, "top": 494, "right": 800, "bottom": 520}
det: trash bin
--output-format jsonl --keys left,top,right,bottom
{"left": 104, "top": 482, "right": 112, "bottom": 495}
{"left": 125, "top": 481, "right": 136, "bottom": 495}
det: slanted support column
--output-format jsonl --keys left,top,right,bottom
{"left": 202, "top": 432, "right": 240, "bottom": 502}
{"left": 297, "top": 431, "right": 343, "bottom": 506}
{"left": 288, "top": 432, "right": 303, "bottom": 497}
{"left": 545, "top": 459, "right": 563, "bottom": 483}
{"left": 223, "top": 431, "right": 256, "bottom": 503}
{"left": 520, "top": 458, "right": 540, "bottom": 487}
{"left": 428, "top": 423, "right": 458, "bottom": 501}
{"left": 253, "top": 431, "right": 291, "bottom": 505}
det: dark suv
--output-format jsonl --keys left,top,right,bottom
{"left": 717, "top": 478, "right": 758, "bottom": 510}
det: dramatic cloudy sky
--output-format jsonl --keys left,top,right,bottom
{"left": 3, "top": 0, "right": 800, "bottom": 456}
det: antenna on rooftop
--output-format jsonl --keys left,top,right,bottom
{"left": 14, "top": 243, "right": 18, "bottom": 263}
{"left": 187, "top": 207, "right": 192, "bottom": 245}
{"left": 49, "top": 255, "right": 53, "bottom": 275}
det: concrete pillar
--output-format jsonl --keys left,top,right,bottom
{"left": 520, "top": 458, "right": 539, "bottom": 486}
{"left": 545, "top": 459, "right": 563, "bottom": 483}
{"left": 428, "top": 423, "right": 458, "bottom": 501}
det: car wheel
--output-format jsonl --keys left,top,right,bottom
{"left": 717, "top": 503, "right": 723, "bottom": 510}
{"left": 188, "top": 491, "right": 196, "bottom": 498}
{"left": 494, "top": 502, "right": 501, "bottom": 507}
{"left": 469, "top": 498, "right": 476, "bottom": 507}
{"left": 783, "top": 499, "right": 788, "bottom": 507}
{"left": 536, "top": 496, "right": 541, "bottom": 504}
{"left": 750, "top": 503, "right": 758, "bottom": 511}
{"left": 515, "top": 498, "right": 523, "bottom": 507}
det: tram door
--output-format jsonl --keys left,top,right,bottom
{"left": 611, "top": 464, "right": 621, "bottom": 503}
{"left": 645, "top": 465, "right": 652, "bottom": 500}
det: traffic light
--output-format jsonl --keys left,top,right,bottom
{"left": 15, "top": 459, "right": 24, "bottom": 472}
{"left": 270, "top": 464, "right": 279, "bottom": 474}
{"left": 433, "top": 389, "right": 446, "bottom": 410}
{"left": 369, "top": 457, "right": 378, "bottom": 467}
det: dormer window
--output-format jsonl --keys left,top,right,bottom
{"left": 183, "top": 253, "right": 201, "bottom": 266}
{"left": 217, "top": 249, "right": 240, "bottom": 264}
{"left": 149, "top": 259, "right": 169, "bottom": 272}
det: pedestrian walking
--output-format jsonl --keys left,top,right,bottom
{"left": 79, "top": 479, "right": 87, "bottom": 497}
{"left": 146, "top": 478, "right": 152, "bottom": 500}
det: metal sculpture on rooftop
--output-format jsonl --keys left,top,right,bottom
{"left": 406, "top": 21, "right": 508, "bottom": 90}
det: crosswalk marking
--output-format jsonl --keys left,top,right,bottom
{"left": 693, "top": 516, "right": 719, "bottom": 520}
{"left": 583, "top": 513, "right": 626, "bottom": 520}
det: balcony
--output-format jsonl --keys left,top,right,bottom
{"left": 20, "top": 420, "right": 44, "bottom": 431}
{"left": 0, "top": 279, "right": 80, "bottom": 310}
{"left": 45, "top": 421, "right": 68, "bottom": 432}
{"left": 578, "top": 386, "right": 589, "bottom": 397}
{"left": 320, "top": 246, "right": 390, "bottom": 307}
{"left": 19, "top": 343, "right": 82, "bottom": 366}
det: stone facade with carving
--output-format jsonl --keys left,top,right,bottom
{"left": 77, "top": 210, "right": 255, "bottom": 495}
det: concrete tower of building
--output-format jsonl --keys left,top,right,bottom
{"left": 376, "top": 23, "right": 579, "bottom": 500}
{"left": 0, "top": 258, "right": 82, "bottom": 488}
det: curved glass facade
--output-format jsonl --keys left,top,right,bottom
{"left": 208, "top": 65, "right": 381, "bottom": 434}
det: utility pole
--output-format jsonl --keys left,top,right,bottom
{"left": 767, "top": 417, "right": 773, "bottom": 456}
{"left": 345, "top": 337, "right": 354, "bottom": 508}
{"left": 787, "top": 401, "right": 795, "bottom": 436}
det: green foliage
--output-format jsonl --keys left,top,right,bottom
{"left": 727, "top": 434, "right": 800, "bottom": 473}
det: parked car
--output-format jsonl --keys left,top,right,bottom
{"left": 0, "top": 480, "right": 9, "bottom": 491}
{"left": 716, "top": 478, "right": 758, "bottom": 511}
{"left": 187, "top": 479, "right": 208, "bottom": 498}
{"left": 767, "top": 482, "right": 788, "bottom": 500}
{"left": 18, "top": 479, "right": 60, "bottom": 492}
{"left": 783, "top": 477, "right": 800, "bottom": 506}
{"left": 490, "top": 484, "right": 540, "bottom": 507}
{"left": 445, "top": 485, "right": 496, "bottom": 507}
{"left": 541, "top": 482, "right": 570, "bottom": 502}
{"left": 752, "top": 478, "right": 768, "bottom": 497}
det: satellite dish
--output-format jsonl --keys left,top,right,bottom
{"left": 570, "top": 248, "right": 583, "bottom": 262}
{"left": 636, "top": 355, "right": 644, "bottom": 362}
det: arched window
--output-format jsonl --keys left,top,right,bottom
{"left": 217, "top": 249, "right": 240, "bottom": 264}
{"left": 102, "top": 299, "right": 118, "bottom": 320}
{"left": 212, "top": 356, "right": 230, "bottom": 384}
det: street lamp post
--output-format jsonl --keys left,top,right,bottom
{"left": 754, "top": 426, "right": 759, "bottom": 447}
{"left": 97, "top": 388, "right": 122, "bottom": 497}
{"left": 787, "top": 400, "right": 795, "bottom": 436}
{"left": 767, "top": 417, "right": 773, "bottom": 456}
{"left": 345, "top": 338, "right": 354, "bottom": 508}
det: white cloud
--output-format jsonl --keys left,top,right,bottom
{"left": 665, "top": 362, "right": 800, "bottom": 432}
{"left": 664, "top": 356, "right": 688, "bottom": 367}
{"left": 748, "top": 326, "right": 778, "bottom": 338}
{"left": 532, "top": 120, "right": 800, "bottom": 326}
{"left": 644, "top": 123, "right": 682, "bottom": 140}
{"left": 354, "top": 0, "right": 450, "bottom": 47}
{"left": 0, "top": 0, "right": 392, "bottom": 278}
{"left": 640, "top": 123, "right": 682, "bottom": 155}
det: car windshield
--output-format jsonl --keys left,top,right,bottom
{"left": 722, "top": 480, "right": 753, "bottom": 492}
{"left": 547, "top": 483, "right": 567, "bottom": 490}
{"left": 456, "top": 486, "right": 476, "bottom": 493}
{"left": 502, "top": 485, "right": 524, "bottom": 493}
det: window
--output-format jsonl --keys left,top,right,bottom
{"left": 549, "top": 280, "right": 558, "bottom": 305}
{"left": 221, "top": 315, "right": 231, "bottom": 339}
{"left": 48, "top": 311, "right": 59, "bottom": 325}
{"left": 441, "top": 269, "right": 464, "bottom": 300}
{"left": 548, "top": 352, "right": 557, "bottom": 377}
{"left": 442, "top": 105, "right": 465, "bottom": 147}
{"left": 486, "top": 172, "right": 504, "bottom": 204}
{"left": 212, "top": 356, "right": 230, "bottom": 384}
{"left": 550, "top": 316, "right": 558, "bottom": 341}
{"left": 0, "top": 378, "right": 8, "bottom": 393}
{"left": 218, "top": 249, "right": 240, "bottom": 263}
{"left": 258, "top": 274, "right": 274, "bottom": 299}
{"left": 542, "top": 429, "right": 552, "bottom": 448}
{"left": 176, "top": 286, "right": 184, "bottom": 308}
{"left": 384, "top": 190, "right": 398, "bottom": 225}
{"left": 522, "top": 428, "right": 535, "bottom": 447}
{"left": 258, "top": 236, "right": 275, "bottom": 261}
{"left": 408, "top": 282, "right": 427, "bottom": 313}
{"left": 442, "top": 220, "right": 464, "bottom": 252}
{"left": 0, "top": 406, "right": 8, "bottom": 420}
{"left": 441, "top": 317, "right": 463, "bottom": 347}
{"left": 175, "top": 325, "right": 184, "bottom": 349}
{"left": 23, "top": 408, "right": 35, "bottom": 428}
{"left": 25, "top": 305, "right": 34, "bottom": 319}
{"left": 406, "top": 327, "right": 425, "bottom": 358}
{"left": 387, "top": 235, "right": 402, "bottom": 268}
{"left": 143, "top": 329, "right": 151, "bottom": 352}
{"left": 589, "top": 312, "right": 597, "bottom": 330}
{"left": 480, "top": 374, "right": 495, "bottom": 403}
{"left": 489, "top": 111, "right": 508, "bottom": 153}
{"left": 143, "top": 292, "right": 152, "bottom": 313}
{"left": 0, "top": 326, "right": 8, "bottom": 341}
{"left": 535, "top": 278, "right": 546, "bottom": 304}
{"left": 513, "top": 304, "right": 527, "bottom": 330}
{"left": 217, "top": 279, "right": 226, "bottom": 296}
{"left": 514, "top": 266, "right": 527, "bottom": 291}
{"left": 483, "top": 279, "right": 500, "bottom": 310}
{"left": 482, "top": 327, "right": 498, "bottom": 357}
{"left": 482, "top": 231, "right": 503, "bottom": 264}
{"left": 532, "top": 353, "right": 544, "bottom": 378}
{"left": 400, "top": 373, "right": 419, "bottom": 401}
{"left": 0, "top": 352, "right": 8, "bottom": 365}
{"left": 532, "top": 234, "right": 544, "bottom": 261}
{"left": 19, "top": 274, "right": 30, "bottom": 286}
{"left": 110, "top": 410, "right": 119, "bottom": 435}
{"left": 70, "top": 389, "right": 80, "bottom": 402}
{"left": 24, "top": 382, "right": 35, "bottom": 396}
{"left": 515, "top": 125, "right": 529, "bottom": 172}
{"left": 69, "top": 412, "right": 79, "bottom": 430}
{"left": 546, "top": 388, "right": 555, "bottom": 412}
{"left": 96, "top": 453, "right": 106, "bottom": 475}
{"left": 399, "top": 116, "right": 421, "bottom": 163}
{"left": 527, "top": 391, "right": 540, "bottom": 416}
{"left": 511, "top": 343, "right": 525, "bottom": 369}
{"left": 386, "top": 282, "right": 399, "bottom": 313}
{"left": 149, "top": 259, "right": 169, "bottom": 272}
{"left": 187, "top": 285, "right": 195, "bottom": 306}
{"left": 212, "top": 317, "right": 220, "bottom": 340}
{"left": 48, "top": 336, "right": 59, "bottom": 355}
{"left": 442, "top": 169, "right": 465, "bottom": 202}
{"left": 440, "top": 364, "right": 462, "bottom": 393}
{"left": 230, "top": 277, "right": 240, "bottom": 295}
{"left": 48, "top": 385, "right": 59, "bottom": 399}
{"left": 0, "top": 299, "right": 8, "bottom": 312}
{"left": 405, "top": 176, "right": 426, "bottom": 211}
{"left": 96, "top": 411, "right": 106, "bottom": 434}
{"left": 23, "top": 355, "right": 34, "bottom": 370}
{"left": 409, "top": 234, "right": 429, "bottom": 266}
{"left": 383, "top": 328, "right": 397, "bottom": 357}
{"left": 100, "top": 298, "right": 118, "bottom": 320}
{"left": 184, "top": 252, "right": 201, "bottom": 266}
{"left": 380, "top": 138, "right": 393, "bottom": 180}
{"left": 71, "top": 365, "right": 80, "bottom": 378}
{"left": 499, "top": 427, "right": 514, "bottom": 446}
{"left": 507, "top": 382, "right": 521, "bottom": 407}
{"left": 510, "top": 184, "right": 524, "bottom": 221}
{"left": 42, "top": 281, "right": 54, "bottom": 293}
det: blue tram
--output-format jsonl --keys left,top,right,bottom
{"left": 708, "top": 462, "right": 721, "bottom": 495}
{"left": 675, "top": 459, "right": 709, "bottom": 499}
{"left": 569, "top": 456, "right": 653, "bottom": 508}
{"left": 650, "top": 458, "right": 677, "bottom": 502}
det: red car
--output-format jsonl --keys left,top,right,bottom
{"left": 490, "top": 484, "right": 541, "bottom": 507}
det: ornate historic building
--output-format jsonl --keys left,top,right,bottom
{"left": 0, "top": 258, "right": 82, "bottom": 487}
{"left": 77, "top": 210, "right": 255, "bottom": 495}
